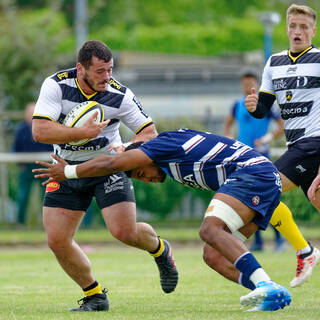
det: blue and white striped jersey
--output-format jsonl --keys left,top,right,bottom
{"left": 34, "top": 68, "right": 153, "bottom": 161}
{"left": 260, "top": 46, "right": 320, "bottom": 145}
{"left": 139, "top": 129, "right": 276, "bottom": 191}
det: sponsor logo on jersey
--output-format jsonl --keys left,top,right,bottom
{"left": 251, "top": 196, "right": 260, "bottom": 206}
{"left": 279, "top": 102, "right": 313, "bottom": 120}
{"left": 109, "top": 79, "right": 122, "bottom": 90}
{"left": 60, "top": 137, "right": 109, "bottom": 151}
{"left": 46, "top": 181, "right": 60, "bottom": 193}
{"left": 286, "top": 90, "right": 293, "bottom": 102}
{"left": 296, "top": 75, "right": 308, "bottom": 88}
{"left": 286, "top": 66, "right": 297, "bottom": 75}
{"left": 274, "top": 79, "right": 287, "bottom": 90}
{"left": 57, "top": 72, "right": 68, "bottom": 80}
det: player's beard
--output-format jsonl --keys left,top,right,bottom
{"left": 83, "top": 72, "right": 107, "bottom": 93}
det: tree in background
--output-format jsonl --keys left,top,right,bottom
{"left": 0, "top": 0, "right": 72, "bottom": 111}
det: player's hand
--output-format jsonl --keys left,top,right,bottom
{"left": 33, "top": 154, "right": 68, "bottom": 185}
{"left": 244, "top": 88, "right": 258, "bottom": 113}
{"left": 108, "top": 142, "right": 126, "bottom": 154}
{"left": 81, "top": 112, "right": 110, "bottom": 138}
{"left": 307, "top": 174, "right": 320, "bottom": 201}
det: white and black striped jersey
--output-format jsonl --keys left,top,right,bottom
{"left": 33, "top": 68, "right": 153, "bottom": 161}
{"left": 260, "top": 46, "right": 320, "bottom": 145}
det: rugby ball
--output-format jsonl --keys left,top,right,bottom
{"left": 63, "top": 101, "right": 104, "bottom": 146}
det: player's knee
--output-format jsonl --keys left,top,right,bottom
{"left": 46, "top": 234, "right": 71, "bottom": 252}
{"left": 109, "top": 226, "right": 137, "bottom": 245}
{"left": 199, "top": 219, "right": 220, "bottom": 243}
{"left": 202, "top": 245, "right": 221, "bottom": 270}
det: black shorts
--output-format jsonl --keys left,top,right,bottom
{"left": 274, "top": 137, "right": 320, "bottom": 196}
{"left": 44, "top": 171, "right": 135, "bottom": 211}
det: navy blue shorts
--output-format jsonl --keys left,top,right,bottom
{"left": 274, "top": 137, "right": 320, "bottom": 196}
{"left": 217, "top": 164, "right": 282, "bottom": 230}
{"left": 44, "top": 171, "right": 135, "bottom": 211}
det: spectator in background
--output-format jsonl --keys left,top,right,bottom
{"left": 224, "top": 72, "right": 286, "bottom": 251}
{"left": 13, "top": 102, "right": 53, "bottom": 226}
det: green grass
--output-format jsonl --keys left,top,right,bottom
{"left": 1, "top": 244, "right": 320, "bottom": 320}
{"left": 0, "top": 223, "right": 319, "bottom": 245}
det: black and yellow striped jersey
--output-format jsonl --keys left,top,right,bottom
{"left": 260, "top": 46, "right": 320, "bottom": 145}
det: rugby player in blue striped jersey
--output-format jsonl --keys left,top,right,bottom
{"left": 34, "top": 128, "right": 292, "bottom": 311}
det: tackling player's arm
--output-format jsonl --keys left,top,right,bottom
{"left": 33, "top": 150, "right": 153, "bottom": 183}
{"left": 32, "top": 114, "right": 109, "bottom": 144}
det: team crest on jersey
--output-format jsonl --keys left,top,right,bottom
{"left": 46, "top": 181, "right": 60, "bottom": 193}
{"left": 251, "top": 196, "right": 260, "bottom": 206}
{"left": 286, "top": 90, "right": 293, "bottom": 102}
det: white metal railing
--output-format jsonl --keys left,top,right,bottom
{"left": 0, "top": 149, "right": 287, "bottom": 223}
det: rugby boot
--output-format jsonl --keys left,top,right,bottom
{"left": 154, "top": 239, "right": 178, "bottom": 293}
{"left": 290, "top": 244, "right": 320, "bottom": 287}
{"left": 70, "top": 288, "right": 109, "bottom": 312}
{"left": 240, "top": 281, "right": 291, "bottom": 312}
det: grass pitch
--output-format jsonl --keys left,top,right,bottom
{"left": 1, "top": 242, "right": 320, "bottom": 320}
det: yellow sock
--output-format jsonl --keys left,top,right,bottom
{"left": 149, "top": 237, "right": 165, "bottom": 258}
{"left": 83, "top": 281, "right": 102, "bottom": 297}
{"left": 270, "top": 201, "right": 308, "bottom": 251}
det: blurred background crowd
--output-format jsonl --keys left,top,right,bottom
{"left": 0, "top": 0, "right": 319, "bottom": 231}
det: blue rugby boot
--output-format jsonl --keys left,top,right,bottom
{"left": 240, "top": 281, "right": 291, "bottom": 312}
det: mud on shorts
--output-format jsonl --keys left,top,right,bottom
{"left": 274, "top": 137, "right": 320, "bottom": 196}
{"left": 44, "top": 171, "right": 135, "bottom": 211}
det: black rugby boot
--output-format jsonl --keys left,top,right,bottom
{"left": 154, "top": 239, "right": 178, "bottom": 293}
{"left": 70, "top": 289, "right": 109, "bottom": 312}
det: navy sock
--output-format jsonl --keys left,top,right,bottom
{"left": 239, "top": 272, "right": 256, "bottom": 290}
{"left": 235, "top": 252, "right": 261, "bottom": 289}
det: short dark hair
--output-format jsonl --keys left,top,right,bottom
{"left": 241, "top": 71, "right": 258, "bottom": 81}
{"left": 78, "top": 40, "right": 113, "bottom": 69}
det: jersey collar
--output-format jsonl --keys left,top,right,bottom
{"left": 288, "top": 45, "right": 313, "bottom": 63}
{"left": 75, "top": 78, "right": 98, "bottom": 100}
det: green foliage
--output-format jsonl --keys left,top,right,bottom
{"left": 0, "top": 2, "right": 72, "bottom": 110}
{"left": 281, "top": 188, "right": 319, "bottom": 222}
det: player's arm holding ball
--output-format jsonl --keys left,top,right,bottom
{"left": 33, "top": 112, "right": 109, "bottom": 145}
{"left": 32, "top": 78, "right": 108, "bottom": 145}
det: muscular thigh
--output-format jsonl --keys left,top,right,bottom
{"left": 101, "top": 202, "right": 137, "bottom": 233}
{"left": 43, "top": 206, "right": 85, "bottom": 241}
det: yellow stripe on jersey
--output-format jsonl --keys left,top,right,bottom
{"left": 32, "top": 114, "right": 55, "bottom": 122}
{"left": 75, "top": 78, "right": 98, "bottom": 100}
{"left": 288, "top": 46, "right": 313, "bottom": 63}
{"left": 259, "top": 90, "right": 276, "bottom": 96}
{"left": 136, "top": 120, "right": 153, "bottom": 134}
